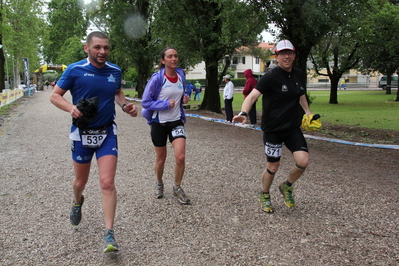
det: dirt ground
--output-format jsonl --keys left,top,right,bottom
{"left": 0, "top": 91, "right": 398, "bottom": 266}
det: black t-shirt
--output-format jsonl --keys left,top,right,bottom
{"left": 255, "top": 66, "right": 305, "bottom": 133}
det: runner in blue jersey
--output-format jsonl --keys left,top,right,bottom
{"left": 50, "top": 31, "right": 138, "bottom": 253}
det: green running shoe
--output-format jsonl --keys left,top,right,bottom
{"left": 70, "top": 195, "right": 84, "bottom": 226}
{"left": 279, "top": 182, "right": 296, "bottom": 208}
{"left": 104, "top": 229, "right": 119, "bottom": 253}
{"left": 259, "top": 192, "right": 274, "bottom": 213}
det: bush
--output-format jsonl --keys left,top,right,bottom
{"left": 123, "top": 81, "right": 134, "bottom": 88}
{"left": 187, "top": 78, "right": 246, "bottom": 87}
{"left": 220, "top": 78, "right": 246, "bottom": 87}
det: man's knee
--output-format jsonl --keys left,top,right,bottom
{"left": 295, "top": 163, "right": 307, "bottom": 171}
{"left": 267, "top": 169, "right": 276, "bottom": 175}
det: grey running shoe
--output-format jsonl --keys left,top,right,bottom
{"left": 70, "top": 195, "right": 84, "bottom": 226}
{"left": 156, "top": 182, "right": 164, "bottom": 199}
{"left": 173, "top": 186, "right": 190, "bottom": 204}
{"left": 104, "top": 229, "right": 119, "bottom": 253}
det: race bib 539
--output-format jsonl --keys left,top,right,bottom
{"left": 81, "top": 129, "right": 107, "bottom": 148}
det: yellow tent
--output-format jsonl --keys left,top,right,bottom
{"left": 34, "top": 64, "right": 67, "bottom": 73}
{"left": 34, "top": 65, "right": 47, "bottom": 73}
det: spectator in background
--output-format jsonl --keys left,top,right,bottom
{"left": 223, "top": 74, "right": 234, "bottom": 122}
{"left": 194, "top": 81, "right": 201, "bottom": 101}
{"left": 186, "top": 81, "right": 194, "bottom": 99}
{"left": 243, "top": 69, "right": 258, "bottom": 127}
{"left": 44, "top": 80, "right": 50, "bottom": 90}
{"left": 339, "top": 77, "right": 346, "bottom": 90}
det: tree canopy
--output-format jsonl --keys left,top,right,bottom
{"left": 359, "top": 0, "right": 399, "bottom": 98}
{"left": 2, "top": 0, "right": 399, "bottom": 106}
{"left": 0, "top": 0, "right": 46, "bottom": 90}
{"left": 153, "top": 0, "right": 267, "bottom": 112}
{"left": 309, "top": 0, "right": 379, "bottom": 103}
{"left": 43, "top": 0, "right": 88, "bottom": 64}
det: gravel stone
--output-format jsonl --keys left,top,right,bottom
{"left": 0, "top": 91, "right": 398, "bottom": 265}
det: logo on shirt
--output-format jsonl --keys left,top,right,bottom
{"left": 107, "top": 74, "right": 116, "bottom": 83}
{"left": 281, "top": 85, "right": 288, "bottom": 92}
{"left": 84, "top": 73, "right": 95, "bottom": 77}
{"left": 178, "top": 84, "right": 183, "bottom": 90}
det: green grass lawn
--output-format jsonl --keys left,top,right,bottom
{"left": 124, "top": 89, "right": 399, "bottom": 131}
{"left": 305, "top": 91, "right": 398, "bottom": 131}
{"left": 219, "top": 90, "right": 398, "bottom": 131}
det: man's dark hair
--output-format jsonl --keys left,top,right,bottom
{"left": 86, "top": 31, "right": 109, "bottom": 44}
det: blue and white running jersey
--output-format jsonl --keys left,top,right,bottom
{"left": 57, "top": 58, "right": 122, "bottom": 130}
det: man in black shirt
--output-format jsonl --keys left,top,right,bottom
{"left": 233, "top": 40, "right": 316, "bottom": 213}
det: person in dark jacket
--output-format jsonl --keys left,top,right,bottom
{"left": 186, "top": 81, "right": 194, "bottom": 99}
{"left": 233, "top": 40, "right": 318, "bottom": 213}
{"left": 242, "top": 69, "right": 258, "bottom": 127}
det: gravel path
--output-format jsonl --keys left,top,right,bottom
{"left": 1, "top": 90, "right": 398, "bottom": 266}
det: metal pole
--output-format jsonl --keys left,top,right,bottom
{"left": 4, "top": 49, "right": 9, "bottom": 89}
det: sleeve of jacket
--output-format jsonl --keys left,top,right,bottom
{"left": 177, "top": 68, "right": 187, "bottom": 123}
{"left": 242, "top": 79, "right": 251, "bottom": 96}
{"left": 141, "top": 74, "right": 170, "bottom": 111}
{"left": 228, "top": 82, "right": 235, "bottom": 99}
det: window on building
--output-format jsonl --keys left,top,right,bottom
{"left": 255, "top": 57, "right": 260, "bottom": 64}
{"left": 233, "top": 57, "right": 238, "bottom": 64}
{"left": 242, "top": 57, "right": 246, "bottom": 64}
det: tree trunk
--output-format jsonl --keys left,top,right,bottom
{"left": 329, "top": 75, "right": 339, "bottom": 104}
{"left": 294, "top": 47, "right": 312, "bottom": 105}
{"left": 395, "top": 87, "right": 399, "bottom": 101}
{"left": 136, "top": 67, "right": 148, "bottom": 98}
{"left": 0, "top": 49, "right": 5, "bottom": 92}
{"left": 0, "top": 0, "right": 4, "bottom": 92}
{"left": 0, "top": 38, "right": 5, "bottom": 92}
{"left": 294, "top": 49, "right": 309, "bottom": 89}
{"left": 329, "top": 70, "right": 344, "bottom": 104}
{"left": 200, "top": 58, "right": 221, "bottom": 113}
{"left": 136, "top": 51, "right": 154, "bottom": 98}
{"left": 386, "top": 72, "right": 393, "bottom": 95}
{"left": 14, "top": 63, "right": 20, "bottom": 88}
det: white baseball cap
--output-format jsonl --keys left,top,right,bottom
{"left": 275, "top": 40, "right": 295, "bottom": 52}
{"left": 223, "top": 74, "right": 231, "bottom": 79}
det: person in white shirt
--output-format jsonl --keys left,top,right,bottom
{"left": 223, "top": 74, "right": 234, "bottom": 122}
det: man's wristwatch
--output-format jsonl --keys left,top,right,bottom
{"left": 238, "top": 111, "right": 248, "bottom": 117}
{"left": 121, "top": 103, "right": 128, "bottom": 112}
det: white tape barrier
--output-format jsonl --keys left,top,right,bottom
{"left": 127, "top": 97, "right": 399, "bottom": 150}
{"left": 185, "top": 113, "right": 399, "bottom": 150}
